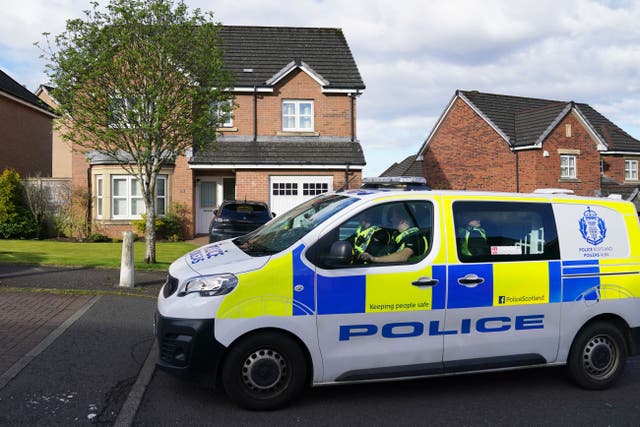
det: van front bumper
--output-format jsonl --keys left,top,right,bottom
{"left": 154, "top": 312, "right": 227, "bottom": 381}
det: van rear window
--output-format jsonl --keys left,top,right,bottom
{"left": 453, "top": 201, "right": 560, "bottom": 263}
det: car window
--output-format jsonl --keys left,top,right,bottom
{"left": 221, "top": 203, "right": 271, "bottom": 220}
{"left": 453, "top": 201, "right": 559, "bottom": 263}
{"left": 308, "top": 201, "right": 434, "bottom": 268}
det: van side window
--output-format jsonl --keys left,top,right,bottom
{"left": 453, "top": 201, "right": 559, "bottom": 263}
{"left": 308, "top": 201, "right": 434, "bottom": 268}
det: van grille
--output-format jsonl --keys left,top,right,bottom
{"left": 163, "top": 275, "right": 179, "bottom": 298}
{"left": 159, "top": 333, "right": 192, "bottom": 367}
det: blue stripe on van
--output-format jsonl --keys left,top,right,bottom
{"left": 447, "top": 264, "right": 493, "bottom": 309}
{"left": 562, "top": 260, "right": 599, "bottom": 266}
{"left": 562, "top": 266, "right": 601, "bottom": 275}
{"left": 317, "top": 274, "right": 366, "bottom": 315}
{"left": 563, "top": 276, "right": 601, "bottom": 302}
{"left": 549, "top": 261, "right": 562, "bottom": 303}
{"left": 431, "top": 265, "right": 447, "bottom": 310}
{"left": 292, "top": 245, "right": 315, "bottom": 316}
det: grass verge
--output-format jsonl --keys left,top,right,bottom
{"left": 0, "top": 240, "right": 198, "bottom": 271}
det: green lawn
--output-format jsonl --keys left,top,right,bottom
{"left": 0, "top": 240, "right": 198, "bottom": 271}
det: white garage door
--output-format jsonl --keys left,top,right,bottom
{"left": 269, "top": 175, "right": 333, "bottom": 216}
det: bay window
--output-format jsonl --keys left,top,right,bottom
{"left": 111, "top": 175, "right": 167, "bottom": 219}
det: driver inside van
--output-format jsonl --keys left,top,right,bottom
{"left": 359, "top": 206, "right": 427, "bottom": 263}
{"left": 346, "top": 210, "right": 390, "bottom": 260}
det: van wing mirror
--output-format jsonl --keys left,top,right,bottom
{"left": 325, "top": 241, "right": 353, "bottom": 267}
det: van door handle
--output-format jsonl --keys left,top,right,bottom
{"left": 458, "top": 274, "right": 485, "bottom": 287}
{"left": 412, "top": 277, "right": 438, "bottom": 287}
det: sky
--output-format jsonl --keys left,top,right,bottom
{"left": 2, "top": 0, "right": 640, "bottom": 177}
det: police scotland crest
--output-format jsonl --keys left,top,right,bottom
{"left": 579, "top": 207, "right": 607, "bottom": 246}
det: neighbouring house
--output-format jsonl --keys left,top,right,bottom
{"left": 379, "top": 154, "right": 423, "bottom": 177}
{"left": 52, "top": 26, "right": 366, "bottom": 239}
{"left": 36, "top": 85, "right": 72, "bottom": 179}
{"left": 0, "top": 69, "right": 55, "bottom": 177}
{"left": 417, "top": 90, "right": 640, "bottom": 199}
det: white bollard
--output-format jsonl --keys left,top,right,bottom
{"left": 119, "top": 231, "right": 135, "bottom": 288}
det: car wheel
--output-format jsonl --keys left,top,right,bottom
{"left": 567, "top": 321, "right": 627, "bottom": 390}
{"left": 222, "top": 331, "right": 308, "bottom": 410}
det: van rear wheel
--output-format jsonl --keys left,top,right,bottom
{"left": 567, "top": 322, "right": 627, "bottom": 390}
{"left": 222, "top": 331, "right": 307, "bottom": 410}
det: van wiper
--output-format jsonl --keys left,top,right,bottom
{"left": 239, "top": 242, "right": 278, "bottom": 256}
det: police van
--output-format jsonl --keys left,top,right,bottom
{"left": 155, "top": 185, "right": 640, "bottom": 410}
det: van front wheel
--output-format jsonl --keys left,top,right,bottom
{"left": 567, "top": 322, "right": 627, "bottom": 390}
{"left": 222, "top": 332, "right": 308, "bottom": 410}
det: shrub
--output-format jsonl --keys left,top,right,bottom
{"left": 0, "top": 169, "right": 38, "bottom": 239}
{"left": 133, "top": 203, "right": 188, "bottom": 241}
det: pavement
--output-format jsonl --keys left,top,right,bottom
{"left": 0, "top": 245, "right": 195, "bottom": 425}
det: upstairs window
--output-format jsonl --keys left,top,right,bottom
{"left": 282, "top": 100, "right": 313, "bottom": 131}
{"left": 211, "top": 99, "right": 234, "bottom": 128}
{"left": 625, "top": 159, "right": 638, "bottom": 181}
{"left": 560, "top": 155, "right": 577, "bottom": 179}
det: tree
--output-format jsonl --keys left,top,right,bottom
{"left": 0, "top": 169, "right": 38, "bottom": 239}
{"left": 39, "top": 0, "right": 233, "bottom": 263}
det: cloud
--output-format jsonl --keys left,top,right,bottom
{"left": 2, "top": 0, "right": 640, "bottom": 176}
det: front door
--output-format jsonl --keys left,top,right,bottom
{"left": 195, "top": 176, "right": 237, "bottom": 234}
{"left": 195, "top": 178, "right": 217, "bottom": 235}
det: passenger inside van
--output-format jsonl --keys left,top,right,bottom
{"left": 359, "top": 206, "right": 428, "bottom": 263}
{"left": 458, "top": 215, "right": 490, "bottom": 257}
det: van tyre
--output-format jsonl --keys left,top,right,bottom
{"left": 568, "top": 322, "right": 627, "bottom": 390}
{"left": 222, "top": 332, "right": 308, "bottom": 410}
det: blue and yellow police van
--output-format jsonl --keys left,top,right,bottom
{"left": 155, "top": 184, "right": 640, "bottom": 409}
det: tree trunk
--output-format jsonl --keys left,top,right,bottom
{"left": 144, "top": 182, "right": 156, "bottom": 264}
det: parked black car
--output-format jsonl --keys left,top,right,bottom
{"left": 209, "top": 201, "right": 274, "bottom": 243}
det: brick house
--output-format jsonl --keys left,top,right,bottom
{"left": 0, "top": 69, "right": 55, "bottom": 177}
{"left": 51, "top": 26, "right": 366, "bottom": 239}
{"left": 417, "top": 90, "right": 640, "bottom": 198}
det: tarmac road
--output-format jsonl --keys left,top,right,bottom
{"left": 1, "top": 263, "right": 640, "bottom": 426}
{"left": 0, "top": 264, "right": 165, "bottom": 425}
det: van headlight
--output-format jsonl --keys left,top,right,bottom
{"left": 181, "top": 273, "right": 238, "bottom": 297}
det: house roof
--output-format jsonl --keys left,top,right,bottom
{"left": 219, "top": 26, "right": 365, "bottom": 91}
{"left": 190, "top": 136, "right": 365, "bottom": 168}
{"left": 418, "top": 90, "right": 640, "bottom": 155}
{"left": 379, "top": 154, "right": 423, "bottom": 177}
{"left": 0, "top": 69, "right": 54, "bottom": 115}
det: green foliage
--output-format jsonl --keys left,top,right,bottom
{"left": 0, "top": 170, "right": 38, "bottom": 239}
{"left": 38, "top": 0, "right": 234, "bottom": 261}
{"left": 86, "top": 233, "right": 111, "bottom": 243}
{"left": 133, "top": 203, "right": 187, "bottom": 241}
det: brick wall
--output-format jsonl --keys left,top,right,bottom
{"left": 518, "top": 112, "right": 601, "bottom": 196}
{"left": 0, "top": 96, "right": 52, "bottom": 177}
{"left": 221, "top": 69, "right": 353, "bottom": 138}
{"left": 423, "top": 98, "right": 607, "bottom": 196}
{"left": 423, "top": 98, "right": 517, "bottom": 191}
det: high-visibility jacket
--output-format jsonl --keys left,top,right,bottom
{"left": 353, "top": 225, "right": 385, "bottom": 255}
{"left": 460, "top": 226, "right": 487, "bottom": 256}
{"left": 393, "top": 227, "right": 428, "bottom": 262}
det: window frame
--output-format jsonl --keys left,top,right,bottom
{"left": 452, "top": 201, "right": 560, "bottom": 263}
{"left": 307, "top": 200, "right": 434, "bottom": 269}
{"left": 560, "top": 154, "right": 577, "bottom": 179}
{"left": 110, "top": 175, "right": 167, "bottom": 220}
{"left": 211, "top": 99, "right": 234, "bottom": 128}
{"left": 282, "top": 100, "right": 314, "bottom": 132}
{"left": 625, "top": 159, "right": 638, "bottom": 181}
{"left": 96, "top": 176, "right": 103, "bottom": 218}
